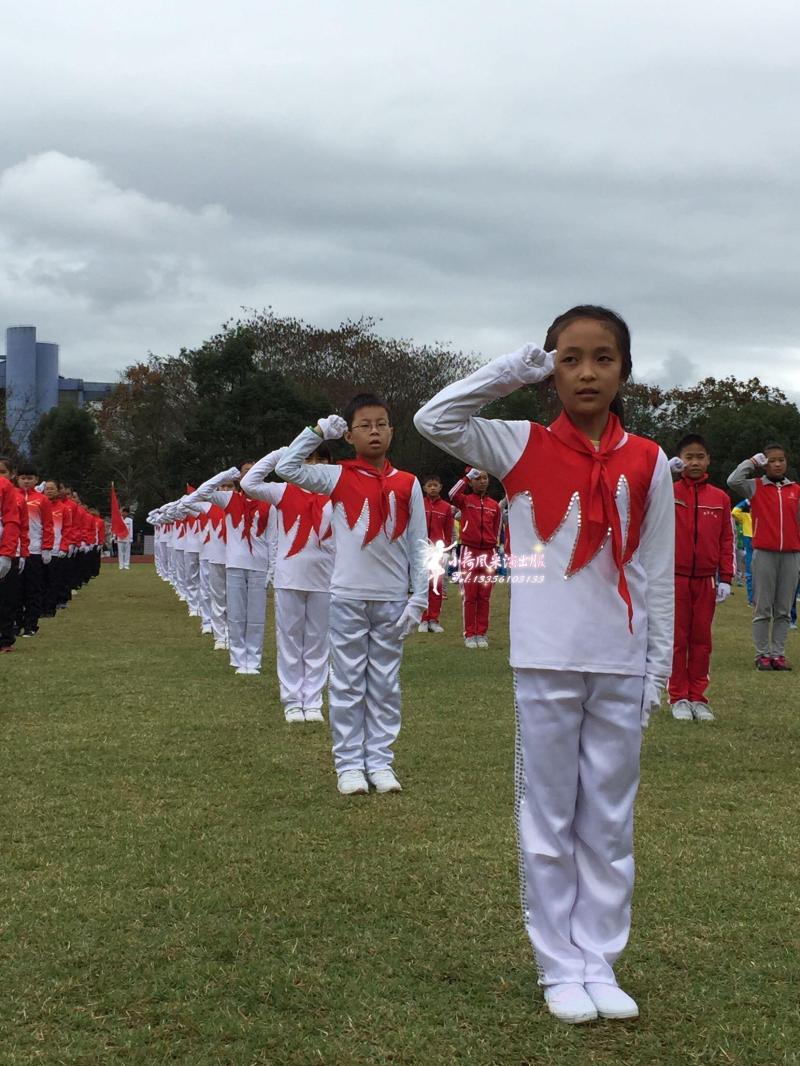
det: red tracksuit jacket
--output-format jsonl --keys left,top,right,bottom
{"left": 424, "top": 496, "right": 455, "bottom": 544}
{"left": 0, "top": 476, "right": 21, "bottom": 559}
{"left": 22, "top": 487, "right": 54, "bottom": 555}
{"left": 673, "top": 473, "right": 735, "bottom": 582}
{"left": 750, "top": 478, "right": 800, "bottom": 552}
{"left": 449, "top": 480, "right": 501, "bottom": 549}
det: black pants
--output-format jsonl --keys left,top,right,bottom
{"left": 0, "top": 559, "right": 20, "bottom": 648}
{"left": 18, "top": 554, "right": 45, "bottom": 633}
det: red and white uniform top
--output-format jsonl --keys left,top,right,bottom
{"left": 0, "top": 476, "right": 22, "bottom": 559}
{"left": 414, "top": 349, "right": 675, "bottom": 681}
{"left": 241, "top": 450, "right": 334, "bottom": 593}
{"left": 423, "top": 495, "right": 455, "bottom": 546}
{"left": 727, "top": 460, "right": 800, "bottom": 553}
{"left": 275, "top": 429, "right": 428, "bottom": 607}
{"left": 21, "top": 487, "right": 55, "bottom": 555}
{"left": 673, "top": 473, "right": 735, "bottom": 583}
{"left": 189, "top": 474, "right": 275, "bottom": 575}
{"left": 12, "top": 486, "right": 30, "bottom": 558}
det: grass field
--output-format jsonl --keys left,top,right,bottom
{"left": 2, "top": 568, "right": 799, "bottom": 1065}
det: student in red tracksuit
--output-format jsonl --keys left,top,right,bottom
{"left": 419, "top": 474, "right": 455, "bottom": 633}
{"left": 15, "top": 463, "right": 55, "bottom": 636}
{"left": 0, "top": 464, "right": 23, "bottom": 651}
{"left": 0, "top": 456, "right": 28, "bottom": 648}
{"left": 667, "top": 435, "right": 735, "bottom": 722}
{"left": 449, "top": 467, "right": 502, "bottom": 648}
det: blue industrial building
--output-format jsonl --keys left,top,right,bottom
{"left": 0, "top": 325, "right": 116, "bottom": 454}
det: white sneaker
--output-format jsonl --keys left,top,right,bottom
{"left": 417, "top": 621, "right": 431, "bottom": 633}
{"left": 585, "top": 982, "right": 639, "bottom": 1020}
{"left": 476, "top": 636, "right": 489, "bottom": 648}
{"left": 284, "top": 707, "right": 305, "bottom": 723}
{"left": 464, "top": 636, "right": 478, "bottom": 649}
{"left": 213, "top": 639, "right": 228, "bottom": 651}
{"left": 692, "top": 702, "right": 715, "bottom": 721}
{"left": 368, "top": 768, "right": 402, "bottom": 793}
{"left": 235, "top": 667, "right": 248, "bottom": 675}
{"left": 671, "top": 699, "right": 694, "bottom": 721}
{"left": 201, "top": 624, "right": 212, "bottom": 635}
{"left": 304, "top": 708, "right": 324, "bottom": 723}
{"left": 337, "top": 769, "right": 369, "bottom": 795}
{"left": 543, "top": 983, "right": 597, "bottom": 1025}
{"left": 429, "top": 621, "right": 444, "bottom": 633}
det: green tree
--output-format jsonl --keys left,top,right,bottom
{"left": 30, "top": 405, "right": 108, "bottom": 506}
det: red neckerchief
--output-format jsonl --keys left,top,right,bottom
{"left": 548, "top": 410, "right": 633, "bottom": 630}
{"left": 335, "top": 458, "right": 409, "bottom": 545}
{"left": 279, "top": 484, "right": 331, "bottom": 557}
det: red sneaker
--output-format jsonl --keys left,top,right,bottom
{"left": 770, "top": 656, "right": 792, "bottom": 671}
{"left": 755, "top": 655, "right": 773, "bottom": 670}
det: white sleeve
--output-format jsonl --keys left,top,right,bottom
{"left": 727, "top": 459, "right": 759, "bottom": 500}
{"left": 407, "top": 478, "right": 430, "bottom": 609}
{"left": 638, "top": 449, "right": 675, "bottom": 688}
{"left": 413, "top": 353, "right": 534, "bottom": 479}
{"left": 275, "top": 428, "right": 342, "bottom": 495}
{"left": 190, "top": 469, "right": 239, "bottom": 503}
{"left": 265, "top": 506, "right": 278, "bottom": 587}
{"left": 240, "top": 452, "right": 288, "bottom": 504}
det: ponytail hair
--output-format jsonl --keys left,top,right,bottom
{"left": 543, "top": 305, "right": 633, "bottom": 429}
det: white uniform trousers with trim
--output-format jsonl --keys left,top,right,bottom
{"left": 183, "top": 550, "right": 200, "bottom": 616}
{"left": 207, "top": 561, "right": 227, "bottom": 644}
{"left": 274, "top": 588, "right": 331, "bottom": 712}
{"left": 328, "top": 598, "right": 405, "bottom": 774}
{"left": 226, "top": 566, "right": 267, "bottom": 671}
{"left": 117, "top": 541, "right": 131, "bottom": 569}
{"left": 174, "top": 548, "right": 186, "bottom": 600}
{"left": 514, "top": 668, "right": 643, "bottom": 987}
{"left": 198, "top": 559, "right": 211, "bottom": 627}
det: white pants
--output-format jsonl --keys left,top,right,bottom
{"left": 199, "top": 559, "right": 211, "bottom": 626}
{"left": 165, "top": 546, "right": 175, "bottom": 584}
{"left": 118, "top": 541, "right": 131, "bottom": 569}
{"left": 183, "top": 550, "right": 200, "bottom": 616}
{"left": 328, "top": 598, "right": 405, "bottom": 774}
{"left": 226, "top": 566, "right": 267, "bottom": 670}
{"left": 207, "top": 561, "right": 228, "bottom": 643}
{"left": 514, "top": 668, "right": 644, "bottom": 987}
{"left": 275, "top": 588, "right": 330, "bottom": 712}
{"left": 174, "top": 549, "right": 186, "bottom": 599}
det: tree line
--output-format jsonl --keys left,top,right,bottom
{"left": 10, "top": 309, "right": 800, "bottom": 524}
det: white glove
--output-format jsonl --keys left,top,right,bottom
{"left": 751, "top": 453, "right": 768, "bottom": 467}
{"left": 501, "top": 344, "right": 556, "bottom": 385}
{"left": 317, "top": 414, "right": 348, "bottom": 440}
{"left": 214, "top": 466, "right": 241, "bottom": 484}
{"left": 68, "top": 545, "right": 76, "bottom": 557}
{"left": 0, "top": 556, "right": 11, "bottom": 580}
{"left": 18, "top": 557, "right": 25, "bottom": 574}
{"left": 716, "top": 582, "right": 731, "bottom": 604}
{"left": 466, "top": 467, "right": 482, "bottom": 481}
{"left": 393, "top": 601, "right": 425, "bottom": 639}
{"left": 42, "top": 550, "right": 52, "bottom": 565}
{"left": 640, "top": 677, "right": 663, "bottom": 729}
{"left": 668, "top": 457, "right": 685, "bottom": 474}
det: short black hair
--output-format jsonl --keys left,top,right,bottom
{"left": 764, "top": 442, "right": 785, "bottom": 454}
{"left": 342, "top": 393, "right": 391, "bottom": 429}
{"left": 422, "top": 474, "right": 443, "bottom": 484}
{"left": 121, "top": 507, "right": 130, "bottom": 515}
{"left": 312, "top": 442, "right": 332, "bottom": 462}
{"left": 16, "top": 462, "right": 37, "bottom": 476}
{"left": 676, "top": 433, "right": 709, "bottom": 455}
{"left": 0, "top": 455, "right": 15, "bottom": 473}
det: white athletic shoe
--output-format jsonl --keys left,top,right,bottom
{"left": 235, "top": 667, "right": 248, "bottom": 675}
{"left": 303, "top": 708, "right": 325, "bottom": 723}
{"left": 368, "top": 768, "right": 402, "bottom": 793}
{"left": 543, "top": 983, "right": 598, "bottom": 1025}
{"left": 337, "top": 769, "right": 369, "bottom": 795}
{"left": 417, "top": 621, "right": 431, "bottom": 633}
{"left": 585, "top": 982, "right": 639, "bottom": 1020}
{"left": 428, "top": 621, "right": 444, "bottom": 633}
{"left": 464, "top": 636, "right": 478, "bottom": 649}
{"left": 671, "top": 699, "right": 694, "bottom": 721}
{"left": 201, "top": 624, "right": 212, "bottom": 635}
{"left": 213, "top": 639, "right": 228, "bottom": 651}
{"left": 285, "top": 707, "right": 304, "bottom": 722}
{"left": 692, "top": 702, "right": 715, "bottom": 721}
{"left": 476, "top": 636, "right": 489, "bottom": 649}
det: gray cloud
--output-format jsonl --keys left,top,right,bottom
{"left": 1, "top": 1, "right": 799, "bottom": 400}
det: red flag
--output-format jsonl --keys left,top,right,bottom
{"left": 110, "top": 484, "right": 128, "bottom": 539}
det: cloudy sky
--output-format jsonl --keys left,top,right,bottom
{"left": 2, "top": 1, "right": 799, "bottom": 397}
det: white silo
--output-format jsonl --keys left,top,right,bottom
{"left": 35, "top": 341, "right": 60, "bottom": 415}
{"left": 5, "top": 325, "right": 38, "bottom": 453}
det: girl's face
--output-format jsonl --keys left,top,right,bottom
{"left": 765, "top": 450, "right": 787, "bottom": 480}
{"left": 552, "top": 319, "right": 625, "bottom": 426}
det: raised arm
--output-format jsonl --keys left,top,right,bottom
{"left": 189, "top": 467, "right": 241, "bottom": 504}
{"left": 275, "top": 425, "right": 343, "bottom": 495}
{"left": 240, "top": 449, "right": 289, "bottom": 504}
{"left": 727, "top": 455, "right": 766, "bottom": 501}
{"left": 413, "top": 346, "right": 554, "bottom": 479}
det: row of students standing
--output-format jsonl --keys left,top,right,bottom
{"left": 0, "top": 456, "right": 107, "bottom": 651}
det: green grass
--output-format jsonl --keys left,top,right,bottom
{"left": 2, "top": 568, "right": 799, "bottom": 1065}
